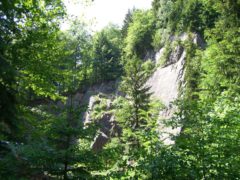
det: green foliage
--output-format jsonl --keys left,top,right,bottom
{"left": 150, "top": 1, "right": 240, "bottom": 179}
{"left": 102, "top": 57, "right": 163, "bottom": 178}
{"left": 124, "top": 10, "right": 155, "bottom": 59}
{"left": 164, "top": 1, "right": 240, "bottom": 178}
{"left": 120, "top": 58, "right": 153, "bottom": 116}
{"left": 0, "top": 0, "right": 65, "bottom": 139}
{"left": 121, "top": 8, "right": 136, "bottom": 38}
{"left": 153, "top": 0, "right": 219, "bottom": 36}
{"left": 91, "top": 95, "right": 109, "bottom": 120}
{"left": 200, "top": 28, "right": 240, "bottom": 99}
{"left": 0, "top": 2, "right": 100, "bottom": 178}
{"left": 157, "top": 41, "right": 172, "bottom": 67}
{"left": 152, "top": 0, "right": 174, "bottom": 48}
{"left": 91, "top": 24, "right": 123, "bottom": 83}
{"left": 167, "top": 89, "right": 240, "bottom": 179}
{"left": 57, "top": 19, "right": 93, "bottom": 93}
{"left": 10, "top": 0, "right": 66, "bottom": 100}
{"left": 172, "top": 0, "right": 218, "bottom": 34}
{"left": 0, "top": 101, "right": 100, "bottom": 179}
{"left": 1, "top": 0, "right": 240, "bottom": 179}
{"left": 0, "top": 57, "right": 17, "bottom": 139}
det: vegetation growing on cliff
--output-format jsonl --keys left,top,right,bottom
{"left": 0, "top": 0, "right": 240, "bottom": 179}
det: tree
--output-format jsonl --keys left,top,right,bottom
{"left": 91, "top": 24, "right": 123, "bottom": 83}
{"left": 152, "top": 0, "right": 218, "bottom": 35}
{"left": 120, "top": 58, "right": 153, "bottom": 129}
{"left": 121, "top": 8, "right": 135, "bottom": 38}
{"left": 167, "top": 1, "right": 240, "bottom": 178}
{"left": 0, "top": 31, "right": 100, "bottom": 178}
{"left": 104, "top": 57, "right": 161, "bottom": 179}
{"left": 124, "top": 10, "right": 155, "bottom": 59}
{"left": 0, "top": 0, "right": 65, "bottom": 139}
{"left": 57, "top": 19, "right": 93, "bottom": 93}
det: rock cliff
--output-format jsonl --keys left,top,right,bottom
{"left": 147, "top": 33, "right": 204, "bottom": 144}
{"left": 73, "top": 33, "right": 204, "bottom": 149}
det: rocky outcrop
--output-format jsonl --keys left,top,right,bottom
{"left": 71, "top": 33, "right": 204, "bottom": 147}
{"left": 147, "top": 49, "right": 185, "bottom": 106}
{"left": 79, "top": 82, "right": 119, "bottom": 151}
{"left": 147, "top": 33, "right": 204, "bottom": 144}
{"left": 91, "top": 113, "right": 121, "bottom": 151}
{"left": 85, "top": 95, "right": 121, "bottom": 151}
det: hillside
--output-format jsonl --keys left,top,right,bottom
{"left": 0, "top": 0, "right": 240, "bottom": 179}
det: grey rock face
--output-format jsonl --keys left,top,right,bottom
{"left": 91, "top": 132, "right": 109, "bottom": 152}
{"left": 76, "top": 33, "right": 204, "bottom": 147}
{"left": 167, "top": 45, "right": 184, "bottom": 66}
{"left": 79, "top": 81, "right": 119, "bottom": 151}
{"left": 91, "top": 113, "right": 121, "bottom": 151}
{"left": 146, "top": 33, "right": 204, "bottom": 144}
{"left": 148, "top": 32, "right": 204, "bottom": 107}
{"left": 155, "top": 48, "right": 165, "bottom": 64}
{"left": 148, "top": 46, "right": 185, "bottom": 144}
{"left": 147, "top": 49, "right": 186, "bottom": 106}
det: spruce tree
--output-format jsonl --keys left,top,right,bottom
{"left": 106, "top": 57, "right": 161, "bottom": 179}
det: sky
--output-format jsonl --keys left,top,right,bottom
{"left": 62, "top": 0, "right": 153, "bottom": 31}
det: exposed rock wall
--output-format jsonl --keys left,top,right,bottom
{"left": 79, "top": 81, "right": 119, "bottom": 151}
{"left": 147, "top": 33, "right": 204, "bottom": 144}
{"left": 147, "top": 49, "right": 185, "bottom": 106}
{"left": 72, "top": 33, "right": 204, "bottom": 148}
